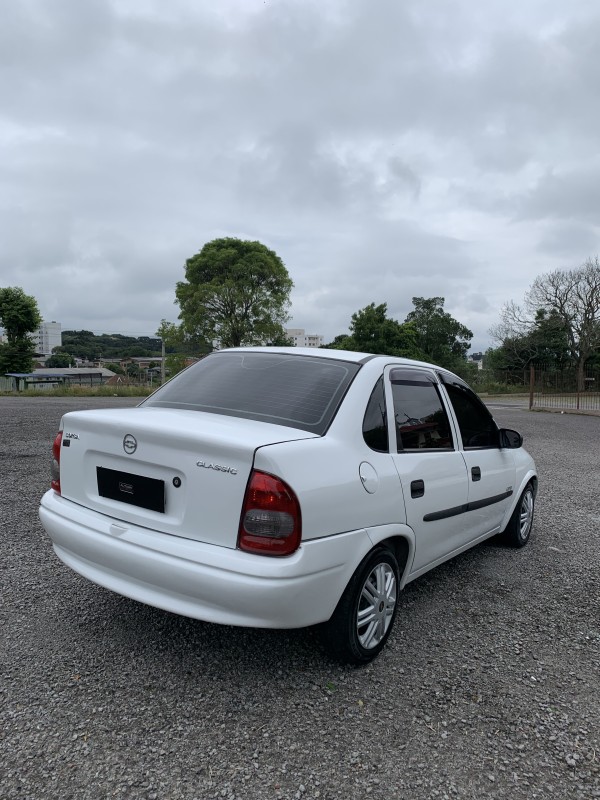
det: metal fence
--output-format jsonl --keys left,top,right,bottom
{"left": 0, "top": 376, "right": 17, "bottom": 392}
{"left": 529, "top": 364, "right": 600, "bottom": 412}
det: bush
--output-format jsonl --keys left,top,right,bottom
{"left": 0, "top": 385, "right": 154, "bottom": 398}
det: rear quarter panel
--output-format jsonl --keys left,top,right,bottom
{"left": 254, "top": 359, "right": 408, "bottom": 541}
{"left": 254, "top": 434, "right": 407, "bottom": 540}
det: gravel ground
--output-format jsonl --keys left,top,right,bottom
{"left": 1, "top": 397, "right": 599, "bottom": 800}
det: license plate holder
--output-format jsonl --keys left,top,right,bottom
{"left": 97, "top": 467, "right": 165, "bottom": 513}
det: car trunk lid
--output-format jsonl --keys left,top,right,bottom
{"left": 58, "top": 406, "right": 317, "bottom": 548}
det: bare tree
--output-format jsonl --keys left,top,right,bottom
{"left": 489, "top": 300, "right": 531, "bottom": 345}
{"left": 526, "top": 258, "right": 600, "bottom": 390}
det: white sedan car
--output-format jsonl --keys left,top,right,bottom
{"left": 39, "top": 348, "right": 537, "bottom": 663}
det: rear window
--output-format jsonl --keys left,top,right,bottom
{"left": 142, "top": 351, "right": 360, "bottom": 434}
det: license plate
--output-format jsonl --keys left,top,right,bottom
{"left": 97, "top": 467, "right": 165, "bottom": 513}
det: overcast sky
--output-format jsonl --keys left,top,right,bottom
{"left": 2, "top": 0, "right": 600, "bottom": 352}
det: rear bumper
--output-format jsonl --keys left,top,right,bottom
{"left": 39, "top": 490, "right": 373, "bottom": 629}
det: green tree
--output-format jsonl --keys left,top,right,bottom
{"left": 404, "top": 297, "right": 473, "bottom": 370}
{"left": 156, "top": 320, "right": 180, "bottom": 352}
{"left": 156, "top": 319, "right": 209, "bottom": 356}
{"left": 322, "top": 334, "right": 351, "bottom": 349}
{"left": 526, "top": 258, "right": 600, "bottom": 389}
{"left": 175, "top": 238, "right": 293, "bottom": 348}
{"left": 46, "top": 353, "right": 74, "bottom": 368}
{"left": 105, "top": 362, "right": 125, "bottom": 375}
{"left": 487, "top": 308, "right": 571, "bottom": 373}
{"left": 491, "top": 258, "right": 600, "bottom": 388}
{"left": 327, "top": 303, "right": 422, "bottom": 357}
{"left": 165, "top": 354, "right": 189, "bottom": 377}
{"left": 0, "top": 287, "right": 42, "bottom": 373}
{"left": 156, "top": 319, "right": 210, "bottom": 379}
{"left": 121, "top": 346, "right": 153, "bottom": 358}
{"left": 266, "top": 330, "right": 294, "bottom": 346}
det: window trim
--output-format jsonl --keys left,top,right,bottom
{"left": 362, "top": 376, "right": 389, "bottom": 453}
{"left": 384, "top": 366, "right": 456, "bottom": 454}
{"left": 439, "top": 373, "right": 501, "bottom": 451}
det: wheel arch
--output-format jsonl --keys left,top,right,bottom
{"left": 500, "top": 470, "right": 537, "bottom": 533}
{"left": 366, "top": 524, "right": 415, "bottom": 590}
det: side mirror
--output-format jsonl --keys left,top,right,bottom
{"left": 499, "top": 428, "right": 523, "bottom": 449}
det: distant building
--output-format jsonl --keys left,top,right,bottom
{"left": 285, "top": 328, "right": 324, "bottom": 348}
{"left": 468, "top": 351, "right": 484, "bottom": 370}
{"left": 5, "top": 367, "right": 115, "bottom": 391}
{"left": 32, "top": 321, "right": 62, "bottom": 356}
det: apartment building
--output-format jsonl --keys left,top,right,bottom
{"left": 32, "top": 321, "right": 62, "bottom": 356}
{"left": 285, "top": 328, "right": 324, "bottom": 348}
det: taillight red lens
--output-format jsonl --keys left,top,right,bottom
{"left": 51, "top": 431, "right": 62, "bottom": 494}
{"left": 238, "top": 470, "right": 301, "bottom": 556}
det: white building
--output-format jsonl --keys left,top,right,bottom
{"left": 32, "top": 321, "right": 62, "bottom": 356}
{"left": 285, "top": 328, "right": 324, "bottom": 348}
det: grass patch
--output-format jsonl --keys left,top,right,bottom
{"left": 0, "top": 385, "right": 153, "bottom": 398}
{"left": 473, "top": 382, "right": 529, "bottom": 395}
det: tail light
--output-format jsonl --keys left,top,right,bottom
{"left": 51, "top": 432, "right": 62, "bottom": 494}
{"left": 238, "top": 470, "right": 301, "bottom": 556}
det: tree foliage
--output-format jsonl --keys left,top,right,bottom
{"left": 0, "top": 287, "right": 42, "bottom": 373}
{"left": 46, "top": 353, "right": 74, "bottom": 368}
{"left": 490, "top": 257, "right": 600, "bottom": 388}
{"left": 487, "top": 308, "right": 570, "bottom": 372}
{"left": 527, "top": 258, "right": 600, "bottom": 385}
{"left": 325, "top": 298, "right": 473, "bottom": 373}
{"left": 175, "top": 238, "right": 293, "bottom": 348}
{"left": 156, "top": 319, "right": 211, "bottom": 377}
{"left": 326, "top": 303, "right": 421, "bottom": 358}
{"left": 58, "top": 331, "right": 163, "bottom": 361}
{"left": 405, "top": 297, "right": 473, "bottom": 369}
{"left": 105, "top": 362, "right": 125, "bottom": 375}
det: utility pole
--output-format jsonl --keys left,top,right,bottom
{"left": 161, "top": 337, "right": 165, "bottom": 384}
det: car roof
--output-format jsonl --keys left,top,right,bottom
{"left": 221, "top": 346, "right": 451, "bottom": 373}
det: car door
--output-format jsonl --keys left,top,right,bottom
{"left": 385, "top": 366, "right": 472, "bottom": 574}
{"left": 440, "top": 376, "right": 516, "bottom": 538}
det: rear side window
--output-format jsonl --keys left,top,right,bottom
{"left": 443, "top": 381, "right": 499, "bottom": 449}
{"left": 363, "top": 377, "right": 388, "bottom": 452}
{"left": 143, "top": 352, "right": 360, "bottom": 434}
{"left": 390, "top": 369, "right": 453, "bottom": 451}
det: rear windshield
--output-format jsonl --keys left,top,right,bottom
{"left": 142, "top": 351, "right": 360, "bottom": 434}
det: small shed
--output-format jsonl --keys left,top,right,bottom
{"left": 5, "top": 368, "right": 115, "bottom": 391}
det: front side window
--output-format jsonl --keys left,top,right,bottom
{"left": 443, "top": 381, "right": 499, "bottom": 449}
{"left": 390, "top": 369, "right": 453, "bottom": 451}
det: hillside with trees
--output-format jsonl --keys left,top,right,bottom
{"left": 53, "top": 331, "right": 163, "bottom": 361}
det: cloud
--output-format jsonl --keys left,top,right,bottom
{"left": 0, "top": 0, "right": 599, "bottom": 353}
{"left": 517, "top": 168, "right": 600, "bottom": 223}
{"left": 537, "top": 221, "right": 600, "bottom": 258}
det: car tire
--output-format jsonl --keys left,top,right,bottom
{"left": 500, "top": 483, "right": 535, "bottom": 548}
{"left": 323, "top": 546, "right": 400, "bottom": 665}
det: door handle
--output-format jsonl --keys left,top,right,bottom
{"left": 411, "top": 479, "right": 425, "bottom": 498}
{"left": 471, "top": 466, "right": 481, "bottom": 481}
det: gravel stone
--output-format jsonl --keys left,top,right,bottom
{"left": 1, "top": 396, "right": 599, "bottom": 799}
